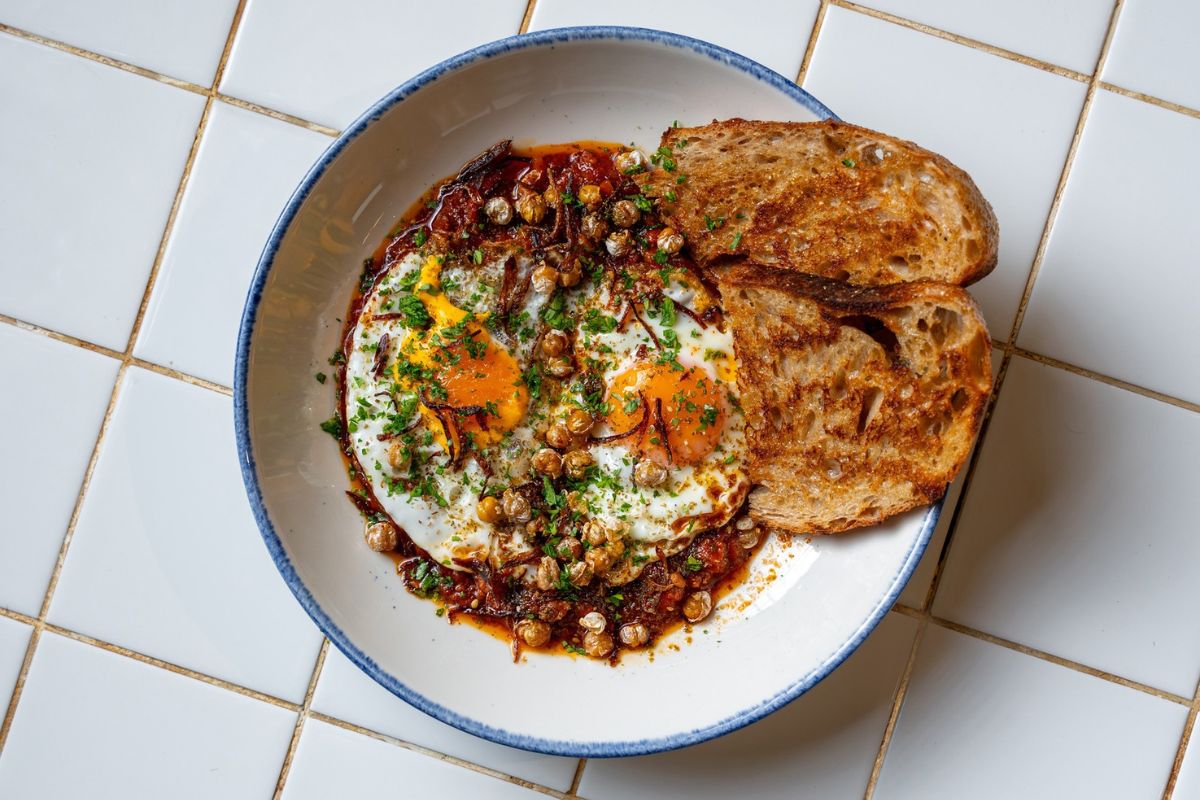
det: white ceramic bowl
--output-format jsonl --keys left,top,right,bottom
{"left": 234, "top": 27, "right": 937, "bottom": 757}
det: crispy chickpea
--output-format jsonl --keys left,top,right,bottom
{"left": 543, "top": 183, "right": 560, "bottom": 206}
{"left": 364, "top": 520, "right": 398, "bottom": 552}
{"left": 545, "top": 356, "right": 574, "bottom": 379}
{"left": 535, "top": 556, "right": 560, "bottom": 591}
{"left": 633, "top": 458, "right": 668, "bottom": 487}
{"left": 581, "top": 213, "right": 608, "bottom": 241}
{"left": 532, "top": 447, "right": 563, "bottom": 477}
{"left": 619, "top": 622, "right": 650, "bottom": 648}
{"left": 614, "top": 149, "right": 647, "bottom": 175}
{"left": 540, "top": 329, "right": 570, "bottom": 357}
{"left": 476, "top": 495, "right": 502, "bottom": 524}
{"left": 567, "top": 560, "right": 594, "bottom": 587}
{"left": 604, "top": 537, "right": 626, "bottom": 559}
{"left": 583, "top": 630, "right": 614, "bottom": 658}
{"left": 563, "top": 449, "right": 594, "bottom": 479}
{"left": 557, "top": 262, "right": 582, "bottom": 288}
{"left": 581, "top": 520, "right": 608, "bottom": 548}
{"left": 682, "top": 590, "right": 713, "bottom": 623}
{"left": 539, "top": 601, "right": 568, "bottom": 623}
{"left": 484, "top": 196, "right": 513, "bottom": 225}
{"left": 386, "top": 440, "right": 410, "bottom": 471}
{"left": 501, "top": 488, "right": 531, "bottom": 523}
{"left": 556, "top": 536, "right": 583, "bottom": 561}
{"left": 610, "top": 199, "right": 641, "bottom": 229}
{"left": 657, "top": 226, "right": 685, "bottom": 255}
{"left": 565, "top": 408, "right": 593, "bottom": 435}
{"left": 584, "top": 546, "right": 613, "bottom": 576}
{"left": 579, "top": 611, "right": 607, "bottom": 633}
{"left": 516, "top": 191, "right": 547, "bottom": 224}
{"left": 566, "top": 490, "right": 588, "bottom": 514}
{"left": 525, "top": 517, "right": 546, "bottom": 538}
{"left": 515, "top": 619, "right": 551, "bottom": 648}
{"left": 545, "top": 421, "right": 572, "bottom": 450}
{"left": 531, "top": 263, "right": 559, "bottom": 294}
{"left": 735, "top": 517, "right": 760, "bottom": 549}
{"left": 577, "top": 183, "right": 602, "bottom": 207}
{"left": 605, "top": 230, "right": 633, "bottom": 257}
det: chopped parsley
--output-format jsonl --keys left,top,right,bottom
{"left": 562, "top": 641, "right": 587, "bottom": 656}
{"left": 314, "top": 372, "right": 327, "bottom": 384}
{"left": 393, "top": 294, "right": 431, "bottom": 329}
{"left": 685, "top": 555, "right": 703, "bottom": 572}
{"left": 541, "top": 293, "right": 572, "bottom": 331}
{"left": 582, "top": 308, "right": 619, "bottom": 334}
{"left": 704, "top": 214, "right": 725, "bottom": 231}
{"left": 730, "top": 230, "right": 743, "bottom": 251}
{"left": 842, "top": 157, "right": 856, "bottom": 168}
{"left": 413, "top": 228, "right": 428, "bottom": 247}
{"left": 319, "top": 416, "right": 342, "bottom": 438}
{"left": 631, "top": 194, "right": 654, "bottom": 213}
{"left": 650, "top": 145, "right": 677, "bottom": 172}
{"left": 697, "top": 404, "right": 718, "bottom": 431}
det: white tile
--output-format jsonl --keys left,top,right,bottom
{"left": 135, "top": 102, "right": 331, "bottom": 385}
{"left": 311, "top": 647, "right": 578, "bottom": 792}
{"left": 804, "top": 8, "right": 1086, "bottom": 337}
{"left": 0, "top": 34, "right": 205, "bottom": 350}
{"left": 854, "top": 0, "right": 1112, "bottom": 74}
{"left": 0, "top": 0, "right": 239, "bottom": 86}
{"left": 874, "top": 625, "right": 1184, "bottom": 799}
{"left": 221, "top": 0, "right": 526, "bottom": 130}
{"left": 0, "top": 631, "right": 295, "bottom": 799}
{"left": 283, "top": 719, "right": 542, "bottom": 800}
{"left": 47, "top": 367, "right": 323, "bottom": 701}
{"left": 529, "top": 0, "right": 819, "bottom": 80}
{"left": 1175, "top": 732, "right": 1200, "bottom": 800}
{"left": 0, "top": 617, "right": 33, "bottom": 709}
{"left": 1103, "top": 0, "right": 1200, "bottom": 111}
{"left": 579, "top": 614, "right": 916, "bottom": 800}
{"left": 0, "top": 326, "right": 119, "bottom": 615}
{"left": 934, "top": 357, "right": 1200, "bottom": 697}
{"left": 1019, "top": 90, "right": 1200, "bottom": 404}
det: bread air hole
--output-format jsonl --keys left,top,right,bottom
{"left": 950, "top": 388, "right": 969, "bottom": 413}
{"left": 823, "top": 458, "right": 842, "bottom": 479}
{"left": 965, "top": 238, "right": 981, "bottom": 260}
{"left": 857, "top": 387, "right": 885, "bottom": 434}
{"left": 929, "top": 307, "right": 962, "bottom": 346}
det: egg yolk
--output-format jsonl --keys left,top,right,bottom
{"left": 604, "top": 364, "right": 726, "bottom": 466}
{"left": 393, "top": 256, "right": 527, "bottom": 450}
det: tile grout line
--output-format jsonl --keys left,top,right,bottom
{"left": 272, "top": 639, "right": 330, "bottom": 799}
{"left": 0, "top": 1, "right": 249, "bottom": 759}
{"left": 1162, "top": 683, "right": 1200, "bottom": 799}
{"left": 518, "top": 0, "right": 539, "bottom": 34}
{"left": 794, "top": 0, "right": 830, "bottom": 85}
{"left": 1012, "top": 348, "right": 1199, "bottom": 414}
{"left": 1098, "top": 81, "right": 1200, "bottom": 122}
{"left": 569, "top": 757, "right": 588, "bottom": 796}
{"left": 863, "top": 3, "right": 1126, "bottom": 794}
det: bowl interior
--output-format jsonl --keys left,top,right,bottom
{"left": 238, "top": 29, "right": 935, "bottom": 756}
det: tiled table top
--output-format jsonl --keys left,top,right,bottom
{"left": 1, "top": 1, "right": 1197, "bottom": 798}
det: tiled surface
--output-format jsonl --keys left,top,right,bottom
{"left": 874, "top": 625, "right": 1186, "bottom": 799}
{"left": 1019, "top": 89, "right": 1200, "bottom": 405}
{"left": 135, "top": 102, "right": 332, "bottom": 386}
{"left": 0, "top": 33, "right": 205, "bottom": 350}
{"left": 0, "top": 0, "right": 240, "bottom": 86}
{"left": 0, "top": 325, "right": 119, "bottom": 616}
{"left": 0, "top": 632, "right": 295, "bottom": 799}
{"left": 311, "top": 647, "right": 579, "bottom": 791}
{"left": 3, "top": 3, "right": 1200, "bottom": 798}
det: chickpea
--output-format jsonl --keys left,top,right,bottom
{"left": 682, "top": 590, "right": 713, "bottom": 623}
{"left": 566, "top": 490, "right": 588, "bottom": 514}
{"left": 567, "top": 560, "right": 594, "bottom": 587}
{"left": 581, "top": 520, "right": 608, "bottom": 548}
{"left": 579, "top": 611, "right": 607, "bottom": 634}
{"left": 614, "top": 149, "right": 647, "bottom": 175}
{"left": 535, "top": 556, "right": 560, "bottom": 591}
{"left": 516, "top": 191, "right": 547, "bottom": 224}
{"left": 657, "top": 226, "right": 685, "bottom": 255}
{"left": 364, "top": 520, "right": 398, "bottom": 552}
{"left": 619, "top": 622, "right": 650, "bottom": 648}
{"left": 476, "top": 495, "right": 502, "bottom": 524}
{"left": 581, "top": 213, "right": 608, "bottom": 241}
{"left": 605, "top": 230, "right": 633, "bottom": 257}
{"left": 545, "top": 356, "right": 574, "bottom": 379}
{"left": 610, "top": 199, "right": 641, "bottom": 229}
{"left": 633, "top": 458, "right": 669, "bottom": 487}
{"left": 565, "top": 408, "right": 593, "bottom": 435}
{"left": 543, "top": 183, "right": 560, "bottom": 206}
{"left": 558, "top": 262, "right": 582, "bottom": 288}
{"left": 735, "top": 517, "right": 760, "bottom": 549}
{"left": 484, "top": 196, "right": 513, "bottom": 225}
{"left": 575, "top": 183, "right": 600, "bottom": 207}
{"left": 386, "top": 440, "right": 410, "bottom": 471}
{"left": 604, "top": 537, "right": 626, "bottom": 558}
{"left": 532, "top": 447, "right": 563, "bottom": 477}
{"left": 540, "top": 329, "right": 570, "bottom": 357}
{"left": 545, "top": 421, "right": 573, "bottom": 450}
{"left": 563, "top": 449, "right": 594, "bottom": 479}
{"left": 539, "top": 601, "right": 568, "bottom": 623}
{"left": 501, "top": 488, "right": 531, "bottom": 523}
{"left": 584, "top": 546, "right": 613, "bottom": 576}
{"left": 556, "top": 536, "right": 583, "bottom": 561}
{"left": 515, "top": 619, "right": 551, "bottom": 648}
{"left": 605, "top": 554, "right": 645, "bottom": 586}
{"left": 583, "top": 630, "right": 614, "bottom": 658}
{"left": 525, "top": 517, "right": 546, "bottom": 538}
{"left": 531, "top": 263, "right": 559, "bottom": 294}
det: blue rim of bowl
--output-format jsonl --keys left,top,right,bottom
{"left": 234, "top": 25, "right": 937, "bottom": 757}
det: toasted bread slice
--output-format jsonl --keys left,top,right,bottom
{"left": 649, "top": 119, "right": 998, "bottom": 286}
{"left": 718, "top": 266, "right": 992, "bottom": 534}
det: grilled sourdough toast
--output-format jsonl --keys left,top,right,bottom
{"left": 718, "top": 265, "right": 992, "bottom": 535}
{"left": 649, "top": 119, "right": 998, "bottom": 286}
